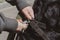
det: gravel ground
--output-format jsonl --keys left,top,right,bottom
{"left": 0, "top": 0, "right": 34, "bottom": 40}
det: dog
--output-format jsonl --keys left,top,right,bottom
{"left": 33, "top": 0, "right": 60, "bottom": 40}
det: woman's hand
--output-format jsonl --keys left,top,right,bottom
{"left": 22, "top": 6, "right": 34, "bottom": 20}
{"left": 16, "top": 19, "right": 28, "bottom": 31}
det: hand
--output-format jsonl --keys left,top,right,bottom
{"left": 16, "top": 19, "right": 28, "bottom": 31}
{"left": 22, "top": 6, "right": 34, "bottom": 20}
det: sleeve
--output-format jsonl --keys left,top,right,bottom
{"left": 0, "top": 17, "right": 5, "bottom": 33}
{"left": 4, "top": 18, "right": 18, "bottom": 32}
{"left": 0, "top": 13, "right": 18, "bottom": 33}
{"left": 16, "top": 0, "right": 30, "bottom": 9}
{"left": 6, "top": 0, "right": 30, "bottom": 9}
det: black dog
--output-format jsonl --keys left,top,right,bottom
{"left": 33, "top": 0, "right": 60, "bottom": 40}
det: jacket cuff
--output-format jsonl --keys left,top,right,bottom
{"left": 16, "top": 0, "right": 30, "bottom": 9}
{"left": 4, "top": 18, "right": 18, "bottom": 32}
{"left": 0, "top": 17, "right": 5, "bottom": 33}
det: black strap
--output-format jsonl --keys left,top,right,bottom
{"left": 30, "top": 20, "right": 50, "bottom": 40}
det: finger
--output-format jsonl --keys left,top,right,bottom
{"left": 28, "top": 8, "right": 34, "bottom": 19}
{"left": 22, "top": 9, "right": 32, "bottom": 20}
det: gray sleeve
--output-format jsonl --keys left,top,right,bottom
{"left": 0, "top": 13, "right": 18, "bottom": 33}
{"left": 6, "top": 0, "right": 30, "bottom": 9}
{"left": 4, "top": 18, "right": 18, "bottom": 32}
{"left": 0, "top": 17, "right": 5, "bottom": 33}
{"left": 0, "top": 18, "right": 18, "bottom": 33}
{"left": 16, "top": 0, "right": 30, "bottom": 9}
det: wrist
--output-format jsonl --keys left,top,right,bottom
{"left": 16, "top": 20, "right": 28, "bottom": 31}
{"left": 16, "top": 20, "right": 23, "bottom": 31}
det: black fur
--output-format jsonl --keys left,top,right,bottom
{"left": 33, "top": 0, "right": 60, "bottom": 40}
